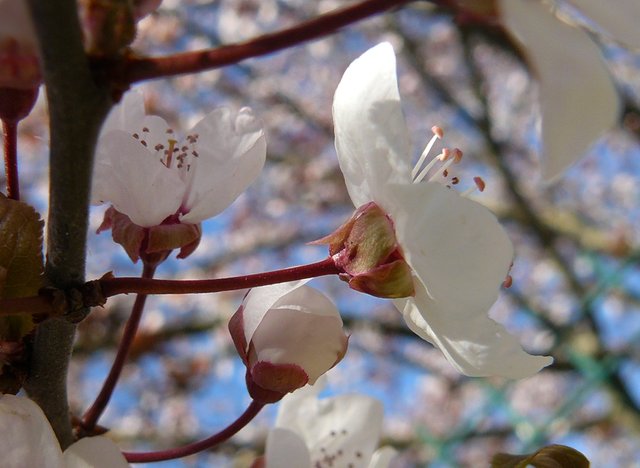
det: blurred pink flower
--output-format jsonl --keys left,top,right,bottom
{"left": 499, "top": 0, "right": 624, "bottom": 180}
{"left": 332, "top": 43, "right": 552, "bottom": 378}
{"left": 229, "top": 281, "right": 348, "bottom": 403}
{"left": 0, "top": 394, "right": 128, "bottom": 467}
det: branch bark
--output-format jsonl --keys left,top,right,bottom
{"left": 123, "top": 0, "right": 412, "bottom": 83}
{"left": 25, "top": 0, "right": 112, "bottom": 449}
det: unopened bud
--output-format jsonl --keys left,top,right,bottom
{"left": 229, "top": 282, "right": 348, "bottom": 404}
{"left": 0, "top": 0, "right": 42, "bottom": 92}
{"left": 313, "top": 202, "right": 414, "bottom": 299}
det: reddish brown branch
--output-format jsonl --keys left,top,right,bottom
{"left": 99, "top": 257, "right": 339, "bottom": 298}
{"left": 81, "top": 262, "right": 157, "bottom": 432}
{"left": 123, "top": 400, "right": 265, "bottom": 463}
{"left": 123, "top": 0, "right": 413, "bottom": 83}
{"left": 2, "top": 120, "right": 19, "bottom": 200}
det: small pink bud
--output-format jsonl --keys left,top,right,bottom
{"left": 313, "top": 202, "right": 415, "bottom": 299}
{"left": 97, "top": 206, "right": 201, "bottom": 266}
{"left": 0, "top": 0, "right": 42, "bottom": 91}
{"left": 229, "top": 282, "right": 349, "bottom": 404}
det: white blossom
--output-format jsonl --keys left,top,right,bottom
{"left": 0, "top": 394, "right": 128, "bottom": 468}
{"left": 332, "top": 43, "right": 552, "bottom": 378}
{"left": 265, "top": 382, "right": 395, "bottom": 468}
{"left": 92, "top": 91, "right": 266, "bottom": 227}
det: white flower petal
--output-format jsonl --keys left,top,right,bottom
{"left": 0, "top": 395, "right": 64, "bottom": 468}
{"left": 240, "top": 280, "right": 309, "bottom": 350}
{"left": 397, "top": 283, "right": 553, "bottom": 378}
{"left": 500, "top": 0, "right": 619, "bottom": 181}
{"left": 62, "top": 436, "right": 129, "bottom": 468}
{"left": 568, "top": 0, "right": 640, "bottom": 48}
{"left": 179, "top": 107, "right": 266, "bottom": 223}
{"left": 368, "top": 447, "right": 398, "bottom": 468}
{"left": 333, "top": 42, "right": 412, "bottom": 207}
{"left": 385, "top": 182, "right": 513, "bottom": 309}
{"left": 101, "top": 91, "right": 147, "bottom": 136}
{"left": 251, "top": 286, "right": 346, "bottom": 383}
{"left": 276, "top": 391, "right": 384, "bottom": 468}
{"left": 92, "top": 131, "right": 184, "bottom": 226}
{"left": 265, "top": 428, "right": 311, "bottom": 468}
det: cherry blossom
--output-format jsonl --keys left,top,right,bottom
{"left": 92, "top": 91, "right": 266, "bottom": 261}
{"left": 0, "top": 394, "right": 128, "bottom": 467}
{"left": 229, "top": 281, "right": 348, "bottom": 403}
{"left": 499, "top": 0, "right": 620, "bottom": 180}
{"left": 263, "top": 382, "right": 395, "bottom": 468}
{"left": 332, "top": 43, "right": 552, "bottom": 378}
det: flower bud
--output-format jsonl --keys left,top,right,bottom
{"left": 97, "top": 206, "right": 201, "bottom": 266}
{"left": 0, "top": 0, "right": 41, "bottom": 90}
{"left": 229, "top": 282, "right": 348, "bottom": 404}
{"left": 313, "top": 202, "right": 414, "bottom": 299}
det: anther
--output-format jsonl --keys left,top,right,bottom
{"left": 473, "top": 176, "right": 485, "bottom": 192}
{"left": 142, "top": 127, "right": 149, "bottom": 132}
{"left": 503, "top": 275, "right": 513, "bottom": 288}
{"left": 452, "top": 148, "right": 463, "bottom": 163}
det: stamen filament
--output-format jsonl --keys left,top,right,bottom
{"left": 414, "top": 148, "right": 449, "bottom": 184}
{"left": 411, "top": 126, "right": 443, "bottom": 180}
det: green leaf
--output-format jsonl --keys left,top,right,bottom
{"left": 491, "top": 444, "right": 590, "bottom": 468}
{"left": 0, "top": 194, "right": 44, "bottom": 340}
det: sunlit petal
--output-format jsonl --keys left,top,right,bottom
{"left": 384, "top": 182, "right": 513, "bottom": 309}
{"left": 333, "top": 42, "right": 412, "bottom": 207}
{"left": 397, "top": 283, "right": 553, "bottom": 378}
{"left": 179, "top": 107, "right": 266, "bottom": 223}
{"left": 92, "top": 131, "right": 184, "bottom": 227}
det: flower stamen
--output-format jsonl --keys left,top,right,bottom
{"left": 411, "top": 126, "right": 443, "bottom": 180}
{"left": 462, "top": 176, "right": 486, "bottom": 196}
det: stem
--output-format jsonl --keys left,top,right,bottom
{"left": 81, "top": 263, "right": 157, "bottom": 431}
{"left": 123, "top": 0, "right": 412, "bottom": 83}
{"left": 25, "top": 0, "right": 113, "bottom": 449}
{"left": 0, "top": 258, "right": 341, "bottom": 316}
{"left": 100, "top": 257, "right": 340, "bottom": 298}
{"left": 2, "top": 119, "right": 19, "bottom": 200}
{"left": 124, "top": 400, "right": 265, "bottom": 463}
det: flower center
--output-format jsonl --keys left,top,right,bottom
{"left": 311, "top": 426, "right": 366, "bottom": 468}
{"left": 131, "top": 126, "right": 200, "bottom": 171}
{"left": 412, "top": 125, "right": 485, "bottom": 195}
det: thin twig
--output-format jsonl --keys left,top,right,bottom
{"left": 2, "top": 120, "right": 19, "bottom": 199}
{"left": 122, "top": 0, "right": 412, "bottom": 83}
{"left": 123, "top": 400, "right": 265, "bottom": 463}
{"left": 81, "top": 262, "right": 157, "bottom": 431}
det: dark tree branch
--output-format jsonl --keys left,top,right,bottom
{"left": 25, "top": 0, "right": 113, "bottom": 448}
